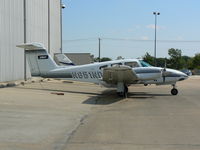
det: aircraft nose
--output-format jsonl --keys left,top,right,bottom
{"left": 178, "top": 71, "right": 188, "bottom": 81}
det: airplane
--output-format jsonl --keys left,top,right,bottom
{"left": 16, "top": 43, "right": 188, "bottom": 97}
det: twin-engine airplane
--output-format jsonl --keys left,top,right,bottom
{"left": 17, "top": 43, "right": 188, "bottom": 97}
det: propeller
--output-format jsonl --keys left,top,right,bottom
{"left": 162, "top": 58, "right": 167, "bottom": 83}
{"left": 162, "top": 69, "right": 166, "bottom": 83}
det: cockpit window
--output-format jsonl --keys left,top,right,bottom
{"left": 99, "top": 65, "right": 108, "bottom": 70}
{"left": 124, "top": 62, "right": 139, "bottom": 68}
{"left": 139, "top": 60, "right": 152, "bottom": 67}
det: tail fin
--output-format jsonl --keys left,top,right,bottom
{"left": 16, "top": 43, "right": 58, "bottom": 77}
{"left": 54, "top": 53, "right": 75, "bottom": 66}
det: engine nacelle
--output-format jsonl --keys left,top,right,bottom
{"left": 133, "top": 67, "right": 161, "bottom": 81}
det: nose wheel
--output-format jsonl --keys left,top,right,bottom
{"left": 171, "top": 84, "right": 178, "bottom": 95}
{"left": 171, "top": 88, "right": 178, "bottom": 95}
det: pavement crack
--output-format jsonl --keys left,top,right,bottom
{"left": 54, "top": 114, "right": 89, "bottom": 150}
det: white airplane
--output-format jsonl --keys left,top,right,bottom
{"left": 17, "top": 43, "right": 188, "bottom": 97}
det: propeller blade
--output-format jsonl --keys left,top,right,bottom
{"left": 162, "top": 59, "right": 170, "bottom": 83}
{"left": 163, "top": 76, "right": 165, "bottom": 83}
{"left": 162, "top": 67, "right": 167, "bottom": 83}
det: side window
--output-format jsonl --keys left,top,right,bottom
{"left": 111, "top": 63, "right": 122, "bottom": 67}
{"left": 99, "top": 65, "right": 108, "bottom": 70}
{"left": 125, "top": 62, "right": 139, "bottom": 68}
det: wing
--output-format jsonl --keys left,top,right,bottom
{"left": 102, "top": 65, "right": 138, "bottom": 84}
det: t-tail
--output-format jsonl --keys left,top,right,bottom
{"left": 16, "top": 43, "right": 59, "bottom": 77}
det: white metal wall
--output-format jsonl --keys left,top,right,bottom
{"left": 26, "top": 0, "right": 61, "bottom": 56}
{"left": 0, "top": 0, "right": 61, "bottom": 82}
{"left": 50, "top": 0, "right": 61, "bottom": 55}
{"left": 26, "top": 0, "right": 49, "bottom": 51}
{"left": 0, "top": 0, "right": 24, "bottom": 82}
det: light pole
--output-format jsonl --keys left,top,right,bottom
{"left": 60, "top": 1, "right": 66, "bottom": 53}
{"left": 23, "top": 0, "right": 27, "bottom": 81}
{"left": 153, "top": 11, "right": 160, "bottom": 66}
{"left": 98, "top": 38, "right": 101, "bottom": 62}
{"left": 48, "top": 0, "right": 50, "bottom": 54}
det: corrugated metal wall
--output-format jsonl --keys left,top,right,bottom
{"left": 26, "top": 0, "right": 48, "bottom": 52}
{"left": 0, "top": 0, "right": 24, "bottom": 82}
{"left": 0, "top": 0, "right": 61, "bottom": 82}
{"left": 50, "top": 0, "right": 61, "bottom": 55}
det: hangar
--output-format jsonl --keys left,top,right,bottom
{"left": 0, "top": 0, "right": 62, "bottom": 82}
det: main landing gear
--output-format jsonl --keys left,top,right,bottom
{"left": 171, "top": 84, "right": 178, "bottom": 95}
{"left": 117, "top": 82, "right": 128, "bottom": 98}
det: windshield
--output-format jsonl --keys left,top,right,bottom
{"left": 139, "top": 60, "right": 152, "bottom": 67}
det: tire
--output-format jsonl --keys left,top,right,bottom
{"left": 125, "top": 86, "right": 128, "bottom": 93}
{"left": 171, "top": 88, "right": 178, "bottom": 95}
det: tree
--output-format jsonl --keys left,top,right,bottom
{"left": 93, "top": 57, "right": 99, "bottom": 62}
{"left": 168, "top": 48, "right": 183, "bottom": 69}
{"left": 100, "top": 57, "right": 112, "bottom": 62}
{"left": 116, "top": 56, "right": 124, "bottom": 60}
{"left": 181, "top": 55, "right": 193, "bottom": 69}
{"left": 192, "top": 53, "right": 200, "bottom": 69}
{"left": 142, "top": 52, "right": 154, "bottom": 66}
{"left": 93, "top": 57, "right": 112, "bottom": 62}
{"left": 141, "top": 49, "right": 198, "bottom": 70}
{"left": 156, "top": 58, "right": 167, "bottom": 68}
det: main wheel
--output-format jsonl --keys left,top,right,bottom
{"left": 124, "top": 85, "right": 128, "bottom": 98}
{"left": 171, "top": 88, "right": 178, "bottom": 95}
{"left": 125, "top": 85, "right": 128, "bottom": 93}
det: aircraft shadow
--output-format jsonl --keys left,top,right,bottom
{"left": 15, "top": 86, "right": 101, "bottom": 96}
{"left": 16, "top": 86, "right": 171, "bottom": 105}
{"left": 83, "top": 91, "right": 171, "bottom": 105}
{"left": 16, "top": 86, "right": 122, "bottom": 105}
{"left": 127, "top": 92, "right": 171, "bottom": 99}
{"left": 83, "top": 90, "right": 124, "bottom": 105}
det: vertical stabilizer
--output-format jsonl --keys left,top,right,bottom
{"left": 17, "top": 43, "right": 58, "bottom": 76}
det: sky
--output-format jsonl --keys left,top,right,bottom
{"left": 62, "top": 0, "right": 200, "bottom": 59}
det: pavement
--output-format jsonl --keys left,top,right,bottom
{"left": 0, "top": 79, "right": 105, "bottom": 150}
{"left": 0, "top": 76, "right": 200, "bottom": 150}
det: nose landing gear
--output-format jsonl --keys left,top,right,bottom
{"left": 171, "top": 84, "right": 178, "bottom": 95}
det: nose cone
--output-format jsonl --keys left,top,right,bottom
{"left": 165, "top": 68, "right": 189, "bottom": 81}
{"left": 178, "top": 71, "right": 188, "bottom": 81}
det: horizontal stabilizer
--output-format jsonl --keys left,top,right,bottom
{"left": 16, "top": 43, "right": 45, "bottom": 50}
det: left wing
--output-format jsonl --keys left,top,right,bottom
{"left": 102, "top": 65, "right": 138, "bottom": 84}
